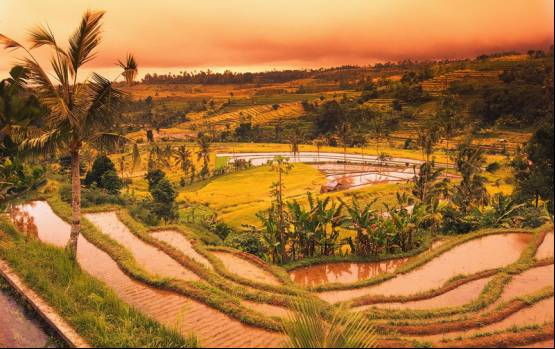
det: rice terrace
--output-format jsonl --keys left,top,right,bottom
{"left": 0, "top": 1, "right": 553, "bottom": 348}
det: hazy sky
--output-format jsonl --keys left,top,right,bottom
{"left": 0, "top": 0, "right": 553, "bottom": 78}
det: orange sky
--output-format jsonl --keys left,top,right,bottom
{"left": 0, "top": 0, "right": 553, "bottom": 78}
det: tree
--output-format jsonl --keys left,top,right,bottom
{"left": 174, "top": 145, "right": 193, "bottom": 181}
{"left": 84, "top": 155, "right": 122, "bottom": 194}
{"left": 196, "top": 132, "right": 211, "bottom": 179}
{"left": 312, "top": 137, "right": 326, "bottom": 164}
{"left": 451, "top": 139, "right": 489, "bottom": 214}
{"left": 512, "top": 123, "right": 554, "bottom": 210}
{"left": 335, "top": 122, "right": 352, "bottom": 164}
{"left": 130, "top": 143, "right": 141, "bottom": 178}
{"left": 283, "top": 298, "right": 376, "bottom": 348}
{"left": 412, "top": 161, "right": 448, "bottom": 203}
{"left": 116, "top": 53, "right": 138, "bottom": 86}
{"left": 149, "top": 177, "right": 178, "bottom": 222}
{"left": 1, "top": 11, "right": 129, "bottom": 257}
{"left": 289, "top": 128, "right": 303, "bottom": 161}
{"left": 269, "top": 155, "right": 293, "bottom": 263}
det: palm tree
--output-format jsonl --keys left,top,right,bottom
{"left": 312, "top": 137, "right": 326, "bottom": 164}
{"left": 282, "top": 298, "right": 376, "bottom": 348}
{"left": 289, "top": 128, "right": 303, "bottom": 161}
{"left": 174, "top": 145, "right": 192, "bottom": 180}
{"left": 130, "top": 143, "right": 141, "bottom": 177}
{"left": 117, "top": 53, "right": 138, "bottom": 86}
{"left": 1, "top": 11, "right": 129, "bottom": 258}
{"left": 335, "top": 122, "right": 352, "bottom": 165}
{"left": 196, "top": 132, "right": 211, "bottom": 179}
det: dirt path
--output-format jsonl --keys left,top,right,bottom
{"left": 14, "top": 202, "right": 284, "bottom": 348}
{"left": 318, "top": 233, "right": 531, "bottom": 303}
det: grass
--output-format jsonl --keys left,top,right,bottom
{"left": 180, "top": 162, "right": 325, "bottom": 228}
{"left": 0, "top": 219, "right": 197, "bottom": 348}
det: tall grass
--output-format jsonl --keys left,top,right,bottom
{"left": 0, "top": 220, "right": 197, "bottom": 348}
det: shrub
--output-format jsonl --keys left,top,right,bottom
{"left": 224, "top": 231, "right": 266, "bottom": 258}
{"left": 486, "top": 161, "right": 501, "bottom": 173}
{"left": 149, "top": 178, "right": 179, "bottom": 223}
{"left": 129, "top": 201, "right": 161, "bottom": 226}
{"left": 60, "top": 183, "right": 126, "bottom": 208}
{"left": 514, "top": 205, "right": 547, "bottom": 228}
{"left": 84, "top": 155, "right": 122, "bottom": 194}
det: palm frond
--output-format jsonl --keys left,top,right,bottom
{"left": 282, "top": 298, "right": 377, "bottom": 348}
{"left": 68, "top": 10, "right": 105, "bottom": 74}
{"left": 82, "top": 73, "right": 128, "bottom": 131}
{"left": 0, "top": 34, "right": 24, "bottom": 51}
{"left": 19, "top": 128, "right": 67, "bottom": 155}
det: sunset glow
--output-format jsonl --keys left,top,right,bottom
{"left": 1, "top": 0, "right": 553, "bottom": 77}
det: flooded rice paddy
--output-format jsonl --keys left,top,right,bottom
{"left": 11, "top": 202, "right": 283, "bottom": 347}
{"left": 318, "top": 233, "right": 532, "bottom": 303}
{"left": 150, "top": 230, "right": 214, "bottom": 270}
{"left": 212, "top": 251, "right": 281, "bottom": 286}
{"left": 85, "top": 212, "right": 199, "bottom": 281}
{"left": 536, "top": 232, "right": 554, "bottom": 259}
{"left": 289, "top": 240, "right": 445, "bottom": 287}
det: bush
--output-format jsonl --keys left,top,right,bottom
{"left": 59, "top": 183, "right": 126, "bottom": 208}
{"left": 129, "top": 201, "right": 161, "bottom": 226}
{"left": 514, "top": 205, "right": 547, "bottom": 228}
{"left": 84, "top": 155, "right": 122, "bottom": 194}
{"left": 486, "top": 161, "right": 501, "bottom": 173}
{"left": 224, "top": 231, "right": 266, "bottom": 258}
{"left": 149, "top": 178, "right": 179, "bottom": 222}
{"left": 210, "top": 221, "right": 233, "bottom": 240}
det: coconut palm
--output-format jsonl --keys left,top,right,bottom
{"left": 282, "top": 298, "right": 376, "bottom": 348}
{"left": 335, "top": 122, "right": 352, "bottom": 164}
{"left": 174, "top": 145, "right": 192, "bottom": 180}
{"left": 1, "top": 11, "right": 129, "bottom": 258}
{"left": 312, "top": 137, "right": 326, "bottom": 164}
{"left": 288, "top": 128, "right": 303, "bottom": 161}
{"left": 117, "top": 53, "right": 138, "bottom": 86}
{"left": 196, "top": 132, "right": 211, "bottom": 179}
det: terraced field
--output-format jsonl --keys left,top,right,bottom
{"left": 179, "top": 102, "right": 306, "bottom": 131}
{"left": 421, "top": 69, "right": 501, "bottom": 96}
{"left": 6, "top": 200, "right": 554, "bottom": 348}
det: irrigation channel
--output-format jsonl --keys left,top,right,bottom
{"left": 218, "top": 151, "right": 456, "bottom": 191}
{"left": 4, "top": 200, "right": 554, "bottom": 348}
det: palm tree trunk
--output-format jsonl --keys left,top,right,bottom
{"left": 68, "top": 147, "right": 81, "bottom": 259}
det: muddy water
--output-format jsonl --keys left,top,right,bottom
{"left": 389, "top": 264, "right": 555, "bottom": 326}
{"left": 84, "top": 212, "right": 199, "bottom": 281}
{"left": 150, "top": 230, "right": 213, "bottom": 270}
{"left": 290, "top": 259, "right": 407, "bottom": 287}
{"left": 536, "top": 232, "right": 554, "bottom": 260}
{"left": 0, "top": 286, "right": 51, "bottom": 347}
{"left": 318, "top": 233, "right": 532, "bottom": 303}
{"left": 13, "top": 202, "right": 284, "bottom": 347}
{"left": 358, "top": 276, "right": 495, "bottom": 311}
{"left": 212, "top": 251, "right": 281, "bottom": 286}
{"left": 290, "top": 239, "right": 445, "bottom": 288}
{"left": 417, "top": 297, "right": 554, "bottom": 342}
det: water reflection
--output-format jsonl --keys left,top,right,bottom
{"left": 9, "top": 206, "right": 38, "bottom": 239}
{"left": 290, "top": 259, "right": 408, "bottom": 287}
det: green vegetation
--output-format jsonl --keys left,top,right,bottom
{"left": 0, "top": 219, "right": 197, "bottom": 347}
